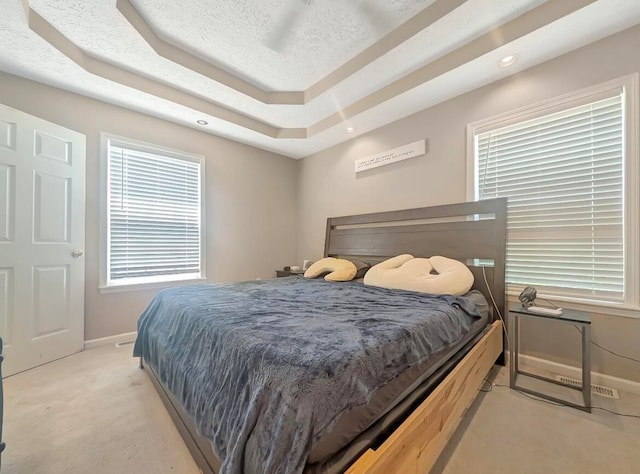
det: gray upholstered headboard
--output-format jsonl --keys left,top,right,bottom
{"left": 323, "top": 198, "right": 507, "bottom": 322}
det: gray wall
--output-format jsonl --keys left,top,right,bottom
{"left": 297, "top": 25, "right": 640, "bottom": 382}
{"left": 0, "top": 71, "right": 298, "bottom": 341}
{"left": 1, "top": 25, "right": 638, "bottom": 382}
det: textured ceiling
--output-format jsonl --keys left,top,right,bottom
{"left": 131, "top": 0, "right": 434, "bottom": 91}
{"left": 1, "top": 0, "right": 639, "bottom": 158}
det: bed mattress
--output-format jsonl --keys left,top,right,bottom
{"left": 134, "top": 277, "right": 489, "bottom": 474}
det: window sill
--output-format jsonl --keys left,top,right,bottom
{"left": 98, "top": 277, "right": 207, "bottom": 294}
{"left": 506, "top": 291, "right": 640, "bottom": 319}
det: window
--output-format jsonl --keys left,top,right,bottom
{"left": 100, "top": 135, "right": 205, "bottom": 290}
{"left": 468, "top": 75, "right": 639, "bottom": 316}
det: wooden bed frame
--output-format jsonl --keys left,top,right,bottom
{"left": 141, "top": 198, "right": 506, "bottom": 474}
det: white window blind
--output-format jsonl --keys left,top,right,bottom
{"left": 107, "top": 141, "right": 202, "bottom": 285}
{"left": 476, "top": 93, "right": 624, "bottom": 302}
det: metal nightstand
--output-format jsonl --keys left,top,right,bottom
{"left": 509, "top": 304, "right": 592, "bottom": 412}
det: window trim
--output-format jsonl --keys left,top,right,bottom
{"left": 466, "top": 74, "right": 639, "bottom": 318}
{"left": 99, "top": 133, "right": 206, "bottom": 293}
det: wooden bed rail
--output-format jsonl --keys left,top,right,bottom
{"left": 346, "top": 321, "right": 503, "bottom": 474}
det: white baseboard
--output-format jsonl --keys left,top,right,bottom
{"left": 84, "top": 331, "right": 137, "bottom": 350}
{"left": 516, "top": 353, "right": 640, "bottom": 395}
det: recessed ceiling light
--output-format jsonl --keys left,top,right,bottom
{"left": 346, "top": 127, "right": 355, "bottom": 132}
{"left": 197, "top": 119, "right": 208, "bottom": 125}
{"left": 498, "top": 55, "right": 518, "bottom": 68}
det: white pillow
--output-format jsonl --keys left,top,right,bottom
{"left": 363, "top": 254, "right": 474, "bottom": 296}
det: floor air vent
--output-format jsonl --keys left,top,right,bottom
{"left": 555, "top": 375, "right": 619, "bottom": 399}
{"left": 115, "top": 340, "right": 135, "bottom": 348}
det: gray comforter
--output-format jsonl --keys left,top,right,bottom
{"left": 133, "top": 277, "right": 482, "bottom": 474}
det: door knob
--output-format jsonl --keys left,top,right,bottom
{"left": 71, "top": 249, "right": 84, "bottom": 258}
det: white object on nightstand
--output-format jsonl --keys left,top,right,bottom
{"left": 526, "top": 306, "right": 563, "bottom": 316}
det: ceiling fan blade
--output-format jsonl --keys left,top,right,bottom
{"left": 264, "top": 0, "right": 392, "bottom": 52}
{"left": 265, "top": 0, "right": 311, "bottom": 52}
{"left": 354, "top": 1, "right": 394, "bottom": 35}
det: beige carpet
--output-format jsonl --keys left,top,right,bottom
{"left": 3, "top": 344, "right": 639, "bottom": 473}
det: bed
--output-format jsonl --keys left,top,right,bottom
{"left": 134, "top": 198, "right": 506, "bottom": 474}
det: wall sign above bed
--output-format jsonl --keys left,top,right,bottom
{"left": 355, "top": 139, "right": 426, "bottom": 173}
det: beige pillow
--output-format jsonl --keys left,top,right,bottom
{"left": 304, "top": 257, "right": 358, "bottom": 282}
{"left": 363, "top": 254, "right": 474, "bottom": 295}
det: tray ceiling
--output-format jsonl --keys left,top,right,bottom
{"left": 1, "top": 0, "right": 639, "bottom": 158}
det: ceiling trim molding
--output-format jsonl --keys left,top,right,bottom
{"left": 117, "top": 0, "right": 467, "bottom": 105}
{"left": 304, "top": 0, "right": 467, "bottom": 102}
{"left": 307, "top": 0, "right": 599, "bottom": 134}
{"left": 23, "top": 0, "right": 306, "bottom": 139}
{"left": 115, "top": 0, "right": 304, "bottom": 105}
{"left": 21, "top": 0, "right": 599, "bottom": 140}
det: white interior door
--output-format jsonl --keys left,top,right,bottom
{"left": 0, "top": 103, "right": 85, "bottom": 377}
